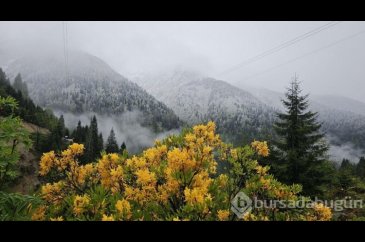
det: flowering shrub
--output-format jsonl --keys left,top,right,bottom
{"left": 32, "top": 122, "right": 331, "bottom": 221}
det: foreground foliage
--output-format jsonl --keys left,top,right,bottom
{"left": 31, "top": 122, "right": 331, "bottom": 221}
{"left": 0, "top": 96, "right": 32, "bottom": 189}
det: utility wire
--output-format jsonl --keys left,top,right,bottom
{"left": 216, "top": 21, "right": 342, "bottom": 77}
{"left": 236, "top": 28, "right": 365, "bottom": 83}
{"left": 62, "top": 21, "right": 69, "bottom": 83}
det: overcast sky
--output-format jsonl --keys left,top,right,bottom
{"left": 1, "top": 21, "right": 365, "bottom": 102}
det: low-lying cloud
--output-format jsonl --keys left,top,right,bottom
{"left": 327, "top": 135, "right": 364, "bottom": 163}
{"left": 53, "top": 110, "right": 180, "bottom": 154}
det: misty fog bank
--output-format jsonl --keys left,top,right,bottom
{"left": 53, "top": 110, "right": 180, "bottom": 154}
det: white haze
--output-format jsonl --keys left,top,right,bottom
{"left": 326, "top": 134, "right": 364, "bottom": 163}
{"left": 329, "top": 143, "right": 364, "bottom": 164}
{"left": 53, "top": 110, "right": 179, "bottom": 154}
{"left": 2, "top": 21, "right": 365, "bottom": 102}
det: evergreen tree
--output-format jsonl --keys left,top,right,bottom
{"left": 98, "top": 133, "right": 104, "bottom": 152}
{"left": 85, "top": 116, "right": 102, "bottom": 163}
{"left": 73, "top": 120, "right": 83, "bottom": 143}
{"left": 340, "top": 159, "right": 355, "bottom": 172}
{"left": 337, "top": 159, "right": 357, "bottom": 197}
{"left": 57, "top": 115, "right": 65, "bottom": 137}
{"left": 272, "top": 78, "right": 329, "bottom": 196}
{"left": 12, "top": 74, "right": 28, "bottom": 99}
{"left": 121, "top": 141, "right": 126, "bottom": 153}
{"left": 105, "top": 128, "right": 119, "bottom": 153}
{"left": 49, "top": 114, "right": 66, "bottom": 151}
{"left": 356, "top": 157, "right": 365, "bottom": 179}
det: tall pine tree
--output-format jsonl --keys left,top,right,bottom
{"left": 73, "top": 120, "right": 84, "bottom": 143}
{"left": 121, "top": 142, "right": 126, "bottom": 153}
{"left": 85, "top": 115, "right": 102, "bottom": 163}
{"left": 356, "top": 157, "right": 365, "bottom": 179}
{"left": 13, "top": 74, "right": 28, "bottom": 99}
{"left": 105, "top": 128, "right": 119, "bottom": 153}
{"left": 273, "top": 78, "right": 329, "bottom": 196}
{"left": 49, "top": 114, "right": 66, "bottom": 151}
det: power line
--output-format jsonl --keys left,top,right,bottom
{"left": 216, "top": 21, "right": 342, "bottom": 77}
{"left": 236, "top": 28, "right": 365, "bottom": 83}
{"left": 62, "top": 21, "right": 69, "bottom": 83}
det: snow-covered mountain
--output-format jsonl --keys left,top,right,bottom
{"left": 133, "top": 70, "right": 277, "bottom": 144}
{"left": 2, "top": 51, "right": 181, "bottom": 152}
{"left": 133, "top": 70, "right": 365, "bottom": 161}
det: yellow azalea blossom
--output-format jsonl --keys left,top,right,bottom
{"left": 102, "top": 214, "right": 115, "bottom": 221}
{"left": 41, "top": 181, "right": 64, "bottom": 203}
{"left": 39, "top": 151, "right": 56, "bottom": 176}
{"left": 135, "top": 169, "right": 156, "bottom": 185}
{"left": 191, "top": 171, "right": 212, "bottom": 191}
{"left": 217, "top": 174, "right": 229, "bottom": 188}
{"left": 184, "top": 133, "right": 196, "bottom": 143}
{"left": 125, "top": 156, "right": 147, "bottom": 169}
{"left": 203, "top": 146, "right": 212, "bottom": 156}
{"left": 98, "top": 153, "right": 122, "bottom": 189}
{"left": 167, "top": 148, "right": 195, "bottom": 172}
{"left": 217, "top": 210, "right": 230, "bottom": 221}
{"left": 242, "top": 212, "right": 257, "bottom": 221}
{"left": 143, "top": 145, "right": 168, "bottom": 165}
{"left": 184, "top": 187, "right": 208, "bottom": 205}
{"left": 69, "top": 143, "right": 84, "bottom": 155}
{"left": 50, "top": 216, "right": 64, "bottom": 221}
{"left": 251, "top": 140, "right": 270, "bottom": 157}
{"left": 115, "top": 199, "right": 131, "bottom": 217}
{"left": 206, "top": 121, "right": 215, "bottom": 131}
{"left": 75, "top": 163, "right": 96, "bottom": 185}
{"left": 230, "top": 149, "right": 238, "bottom": 160}
{"left": 313, "top": 203, "right": 332, "bottom": 221}
{"left": 73, "top": 195, "right": 90, "bottom": 215}
{"left": 255, "top": 165, "right": 269, "bottom": 176}
{"left": 31, "top": 206, "right": 47, "bottom": 221}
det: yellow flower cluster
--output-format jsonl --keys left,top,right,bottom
{"left": 41, "top": 181, "right": 64, "bottom": 203}
{"left": 74, "top": 163, "right": 96, "bottom": 186}
{"left": 143, "top": 145, "right": 168, "bottom": 166}
{"left": 39, "top": 143, "right": 85, "bottom": 176}
{"left": 124, "top": 184, "right": 158, "bottom": 206}
{"left": 31, "top": 205, "right": 47, "bottom": 221}
{"left": 167, "top": 148, "right": 195, "bottom": 173}
{"left": 230, "top": 148, "right": 238, "bottom": 160}
{"left": 102, "top": 214, "right": 115, "bottom": 221}
{"left": 189, "top": 121, "right": 220, "bottom": 146}
{"left": 126, "top": 156, "right": 147, "bottom": 169}
{"left": 184, "top": 171, "right": 213, "bottom": 206}
{"left": 73, "top": 195, "right": 90, "bottom": 215}
{"left": 69, "top": 143, "right": 85, "bottom": 155}
{"left": 50, "top": 216, "right": 64, "bottom": 221}
{"left": 312, "top": 203, "right": 332, "bottom": 221}
{"left": 39, "top": 151, "right": 56, "bottom": 176}
{"left": 242, "top": 212, "right": 269, "bottom": 221}
{"left": 35, "top": 122, "right": 332, "bottom": 221}
{"left": 217, "top": 174, "right": 229, "bottom": 188}
{"left": 255, "top": 165, "right": 269, "bottom": 176}
{"left": 135, "top": 169, "right": 156, "bottom": 186}
{"left": 115, "top": 199, "right": 132, "bottom": 219}
{"left": 157, "top": 173, "right": 180, "bottom": 204}
{"left": 97, "top": 153, "right": 123, "bottom": 191}
{"left": 251, "top": 141, "right": 270, "bottom": 157}
{"left": 217, "top": 210, "right": 230, "bottom": 221}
